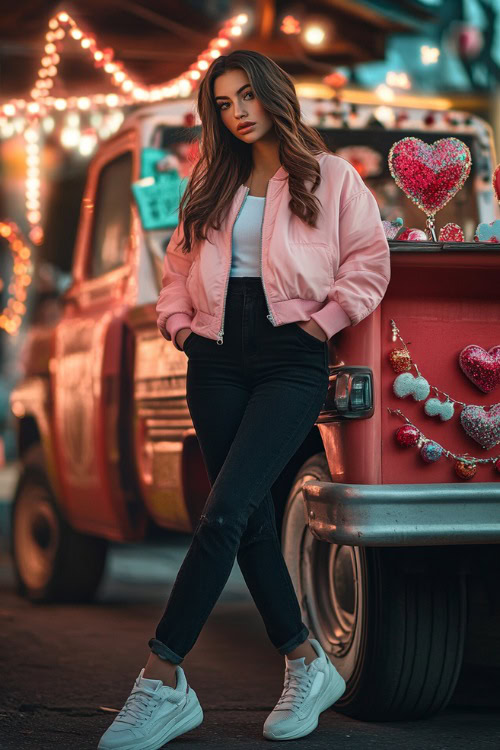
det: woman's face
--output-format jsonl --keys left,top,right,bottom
{"left": 213, "top": 68, "right": 274, "bottom": 143}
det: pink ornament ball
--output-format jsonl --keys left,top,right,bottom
{"left": 395, "top": 424, "right": 420, "bottom": 447}
{"left": 398, "top": 228, "right": 428, "bottom": 242}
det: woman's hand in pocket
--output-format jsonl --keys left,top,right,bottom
{"left": 296, "top": 320, "right": 327, "bottom": 342}
{"left": 175, "top": 328, "right": 193, "bottom": 351}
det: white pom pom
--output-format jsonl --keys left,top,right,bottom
{"left": 413, "top": 375, "right": 430, "bottom": 401}
{"left": 393, "top": 372, "right": 415, "bottom": 398}
{"left": 424, "top": 397, "right": 454, "bottom": 420}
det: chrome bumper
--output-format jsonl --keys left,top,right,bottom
{"left": 302, "top": 481, "right": 500, "bottom": 546}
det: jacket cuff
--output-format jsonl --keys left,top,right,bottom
{"left": 161, "top": 312, "right": 193, "bottom": 351}
{"left": 309, "top": 300, "right": 352, "bottom": 341}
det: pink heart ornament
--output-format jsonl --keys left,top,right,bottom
{"left": 388, "top": 137, "right": 471, "bottom": 216}
{"left": 460, "top": 404, "right": 500, "bottom": 450}
{"left": 459, "top": 344, "right": 500, "bottom": 393}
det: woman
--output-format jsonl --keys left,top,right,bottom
{"left": 98, "top": 49, "right": 390, "bottom": 749}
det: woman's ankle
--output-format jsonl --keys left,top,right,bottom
{"left": 143, "top": 651, "right": 178, "bottom": 685}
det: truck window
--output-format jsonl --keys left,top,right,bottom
{"left": 88, "top": 152, "right": 133, "bottom": 278}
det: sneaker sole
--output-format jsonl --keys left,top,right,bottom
{"left": 263, "top": 661, "right": 346, "bottom": 741}
{"left": 98, "top": 691, "right": 204, "bottom": 750}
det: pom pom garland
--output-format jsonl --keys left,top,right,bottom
{"left": 388, "top": 407, "right": 500, "bottom": 479}
{"left": 389, "top": 320, "right": 500, "bottom": 450}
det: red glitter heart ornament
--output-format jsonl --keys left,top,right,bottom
{"left": 459, "top": 344, "right": 500, "bottom": 393}
{"left": 388, "top": 137, "right": 472, "bottom": 217}
{"left": 438, "top": 223, "right": 465, "bottom": 242}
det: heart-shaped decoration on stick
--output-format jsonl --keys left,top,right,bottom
{"left": 459, "top": 344, "right": 500, "bottom": 393}
{"left": 388, "top": 137, "right": 472, "bottom": 240}
{"left": 460, "top": 404, "right": 500, "bottom": 450}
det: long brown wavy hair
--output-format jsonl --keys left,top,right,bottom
{"left": 176, "top": 49, "right": 332, "bottom": 254}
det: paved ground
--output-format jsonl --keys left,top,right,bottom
{"left": 1, "top": 463, "right": 499, "bottom": 749}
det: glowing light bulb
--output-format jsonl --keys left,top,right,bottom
{"left": 421, "top": 45, "right": 440, "bottom": 65}
{"left": 303, "top": 25, "right": 325, "bottom": 46}
{"left": 375, "top": 84, "right": 395, "bottom": 102}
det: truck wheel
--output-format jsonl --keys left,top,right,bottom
{"left": 10, "top": 463, "right": 108, "bottom": 603}
{"left": 281, "top": 452, "right": 467, "bottom": 721}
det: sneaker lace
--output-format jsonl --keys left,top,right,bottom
{"left": 116, "top": 687, "right": 161, "bottom": 725}
{"left": 275, "top": 669, "right": 313, "bottom": 712}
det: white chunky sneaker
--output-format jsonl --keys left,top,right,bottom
{"left": 263, "top": 638, "right": 346, "bottom": 741}
{"left": 97, "top": 666, "right": 203, "bottom": 749}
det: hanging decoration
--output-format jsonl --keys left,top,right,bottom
{"left": 0, "top": 222, "right": 32, "bottom": 335}
{"left": 388, "top": 407, "right": 500, "bottom": 479}
{"left": 458, "top": 344, "right": 500, "bottom": 393}
{"left": 387, "top": 136, "right": 472, "bottom": 241}
{"left": 389, "top": 319, "right": 500, "bottom": 451}
{"left": 459, "top": 405, "right": 500, "bottom": 450}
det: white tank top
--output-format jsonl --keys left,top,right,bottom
{"left": 230, "top": 195, "right": 265, "bottom": 277}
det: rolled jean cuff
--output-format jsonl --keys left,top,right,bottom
{"left": 276, "top": 625, "right": 310, "bottom": 656}
{"left": 148, "top": 638, "right": 184, "bottom": 665}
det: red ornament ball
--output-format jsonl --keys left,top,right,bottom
{"left": 389, "top": 348, "right": 412, "bottom": 373}
{"left": 495, "top": 457, "right": 500, "bottom": 474}
{"left": 454, "top": 459, "right": 477, "bottom": 480}
{"left": 395, "top": 424, "right": 420, "bottom": 447}
{"left": 397, "top": 228, "right": 428, "bottom": 241}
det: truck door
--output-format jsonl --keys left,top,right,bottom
{"left": 52, "top": 132, "right": 146, "bottom": 540}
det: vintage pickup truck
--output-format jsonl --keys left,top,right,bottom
{"left": 8, "top": 96, "right": 500, "bottom": 721}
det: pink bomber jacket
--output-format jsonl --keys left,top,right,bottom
{"left": 156, "top": 151, "right": 391, "bottom": 350}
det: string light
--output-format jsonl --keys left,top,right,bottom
{"left": 0, "top": 11, "right": 249, "bottom": 117}
{"left": 386, "top": 72, "right": 411, "bottom": 90}
{"left": 281, "top": 15, "right": 301, "bottom": 34}
{"left": 0, "top": 10, "right": 249, "bottom": 325}
{"left": 421, "top": 45, "right": 440, "bottom": 65}
{"left": 0, "top": 222, "right": 32, "bottom": 335}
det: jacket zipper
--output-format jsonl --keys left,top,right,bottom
{"left": 259, "top": 181, "right": 276, "bottom": 326}
{"left": 217, "top": 186, "right": 250, "bottom": 345}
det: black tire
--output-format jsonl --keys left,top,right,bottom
{"left": 10, "top": 462, "right": 108, "bottom": 603}
{"left": 281, "top": 452, "right": 467, "bottom": 721}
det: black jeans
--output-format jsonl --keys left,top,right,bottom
{"left": 148, "top": 276, "right": 330, "bottom": 664}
